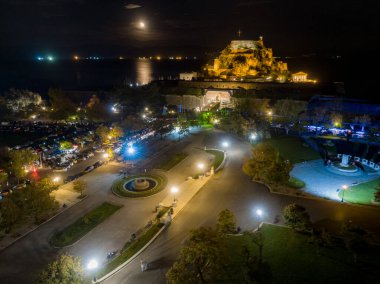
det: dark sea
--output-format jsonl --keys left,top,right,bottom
{"left": 0, "top": 57, "right": 347, "bottom": 96}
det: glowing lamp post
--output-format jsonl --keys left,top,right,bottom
{"left": 341, "top": 185, "right": 348, "bottom": 202}
{"left": 87, "top": 259, "right": 98, "bottom": 283}
{"left": 171, "top": 186, "right": 179, "bottom": 203}
{"left": 255, "top": 208, "right": 264, "bottom": 230}
{"left": 127, "top": 147, "right": 135, "bottom": 155}
{"left": 222, "top": 141, "right": 229, "bottom": 150}
{"left": 52, "top": 176, "right": 60, "bottom": 183}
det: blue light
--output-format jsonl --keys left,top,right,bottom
{"left": 36, "top": 56, "right": 44, "bottom": 61}
{"left": 127, "top": 147, "right": 135, "bottom": 154}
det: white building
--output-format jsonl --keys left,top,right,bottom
{"left": 291, "top": 72, "right": 308, "bottom": 82}
{"left": 179, "top": 72, "right": 198, "bottom": 81}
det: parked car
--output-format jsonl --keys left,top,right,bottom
{"left": 64, "top": 175, "right": 76, "bottom": 184}
{"left": 84, "top": 165, "right": 94, "bottom": 173}
{"left": 93, "top": 160, "right": 104, "bottom": 168}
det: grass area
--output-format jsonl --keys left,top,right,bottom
{"left": 266, "top": 136, "right": 320, "bottom": 164}
{"left": 157, "top": 152, "right": 188, "bottom": 171}
{"left": 205, "top": 149, "right": 225, "bottom": 170}
{"left": 338, "top": 178, "right": 380, "bottom": 205}
{"left": 98, "top": 222, "right": 165, "bottom": 277}
{"left": 227, "top": 224, "right": 380, "bottom": 284}
{"left": 201, "top": 124, "right": 214, "bottom": 129}
{"left": 50, "top": 202, "right": 122, "bottom": 247}
{"left": 111, "top": 173, "right": 167, "bottom": 198}
{"left": 287, "top": 176, "right": 305, "bottom": 189}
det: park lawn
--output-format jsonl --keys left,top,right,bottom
{"left": 267, "top": 136, "right": 320, "bottom": 164}
{"left": 338, "top": 178, "right": 380, "bottom": 205}
{"left": 287, "top": 176, "right": 305, "bottom": 188}
{"left": 227, "top": 224, "right": 380, "bottom": 284}
{"left": 157, "top": 152, "right": 188, "bottom": 171}
{"left": 50, "top": 202, "right": 122, "bottom": 247}
{"left": 206, "top": 149, "right": 224, "bottom": 170}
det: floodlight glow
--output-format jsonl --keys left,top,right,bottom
{"left": 250, "top": 133, "right": 257, "bottom": 140}
{"left": 127, "top": 147, "right": 135, "bottom": 154}
{"left": 197, "top": 163, "right": 205, "bottom": 169}
{"left": 103, "top": 153, "right": 109, "bottom": 158}
{"left": 47, "top": 56, "right": 54, "bottom": 61}
{"left": 175, "top": 126, "right": 180, "bottom": 133}
{"left": 139, "top": 22, "right": 145, "bottom": 28}
{"left": 87, "top": 259, "right": 98, "bottom": 270}
{"left": 342, "top": 185, "right": 348, "bottom": 190}
{"left": 256, "top": 209, "right": 263, "bottom": 216}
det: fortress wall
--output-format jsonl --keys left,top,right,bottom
{"left": 178, "top": 80, "right": 315, "bottom": 90}
{"left": 164, "top": 95, "right": 204, "bottom": 110}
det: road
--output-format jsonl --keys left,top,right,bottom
{"left": 0, "top": 129, "right": 208, "bottom": 283}
{"left": 0, "top": 129, "right": 379, "bottom": 283}
{"left": 103, "top": 130, "right": 380, "bottom": 284}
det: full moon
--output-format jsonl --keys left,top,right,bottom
{"left": 139, "top": 22, "right": 145, "bottom": 28}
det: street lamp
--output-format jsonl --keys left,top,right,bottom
{"left": 197, "top": 163, "right": 205, "bottom": 170}
{"left": 222, "top": 141, "right": 229, "bottom": 148}
{"left": 250, "top": 133, "right": 257, "bottom": 140}
{"left": 87, "top": 259, "right": 98, "bottom": 283}
{"left": 127, "top": 147, "right": 135, "bottom": 155}
{"left": 255, "top": 208, "right": 264, "bottom": 230}
{"left": 341, "top": 185, "right": 348, "bottom": 202}
{"left": 52, "top": 176, "right": 60, "bottom": 183}
{"left": 171, "top": 186, "right": 178, "bottom": 203}
{"left": 103, "top": 153, "right": 109, "bottom": 159}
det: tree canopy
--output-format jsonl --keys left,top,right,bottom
{"left": 38, "top": 253, "right": 84, "bottom": 284}
{"left": 243, "top": 142, "right": 292, "bottom": 184}
{"left": 283, "top": 203, "right": 312, "bottom": 232}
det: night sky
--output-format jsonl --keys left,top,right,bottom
{"left": 0, "top": 0, "right": 379, "bottom": 59}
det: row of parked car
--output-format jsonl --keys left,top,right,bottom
{"left": 63, "top": 160, "right": 105, "bottom": 183}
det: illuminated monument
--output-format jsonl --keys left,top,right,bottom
{"left": 205, "top": 36, "right": 290, "bottom": 82}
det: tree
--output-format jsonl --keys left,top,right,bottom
{"left": 374, "top": 190, "right": 380, "bottom": 203}
{"left": 48, "top": 89, "right": 77, "bottom": 120}
{"left": 0, "top": 171, "right": 8, "bottom": 187}
{"left": 17, "top": 183, "right": 58, "bottom": 223}
{"left": 166, "top": 227, "right": 226, "bottom": 284}
{"left": 38, "top": 253, "right": 84, "bottom": 284}
{"left": 341, "top": 221, "right": 372, "bottom": 263}
{"left": 310, "top": 228, "right": 332, "bottom": 256}
{"left": 109, "top": 126, "right": 124, "bottom": 141}
{"left": 36, "top": 178, "right": 59, "bottom": 193}
{"left": 243, "top": 142, "right": 293, "bottom": 184}
{"left": 283, "top": 203, "right": 312, "bottom": 232}
{"left": 72, "top": 180, "right": 86, "bottom": 197}
{"left": 216, "top": 209, "right": 236, "bottom": 234}
{"left": 0, "top": 198, "right": 21, "bottom": 231}
{"left": 95, "top": 125, "right": 110, "bottom": 144}
{"left": 59, "top": 141, "right": 73, "bottom": 150}
{"left": 8, "top": 149, "right": 38, "bottom": 182}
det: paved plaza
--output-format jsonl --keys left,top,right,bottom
{"left": 291, "top": 159, "right": 380, "bottom": 201}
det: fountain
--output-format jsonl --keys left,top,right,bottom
{"left": 340, "top": 154, "right": 350, "bottom": 167}
{"left": 133, "top": 178, "right": 149, "bottom": 191}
